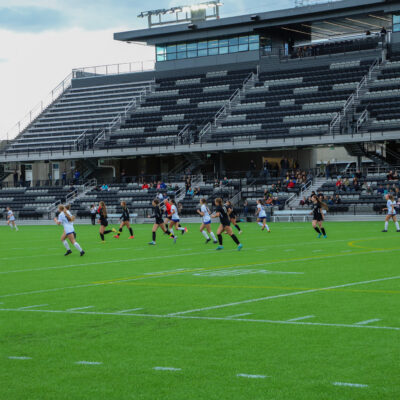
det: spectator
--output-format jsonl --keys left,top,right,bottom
{"left": 222, "top": 176, "right": 229, "bottom": 186}
{"left": 328, "top": 196, "right": 334, "bottom": 206}
{"left": 377, "top": 185, "right": 384, "bottom": 195}
{"left": 334, "top": 194, "right": 342, "bottom": 204}
{"left": 186, "top": 187, "right": 194, "bottom": 197}
{"left": 178, "top": 202, "right": 183, "bottom": 215}
{"left": 242, "top": 199, "right": 249, "bottom": 218}
{"left": 160, "top": 181, "right": 167, "bottom": 189}
{"left": 13, "top": 170, "right": 18, "bottom": 187}
{"left": 381, "top": 26, "right": 387, "bottom": 38}
{"left": 62, "top": 170, "right": 67, "bottom": 186}
{"left": 194, "top": 187, "right": 201, "bottom": 196}
{"left": 74, "top": 170, "right": 80, "bottom": 184}
{"left": 287, "top": 179, "right": 295, "bottom": 189}
{"left": 262, "top": 160, "right": 270, "bottom": 178}
{"left": 387, "top": 170, "right": 394, "bottom": 180}
{"left": 366, "top": 184, "right": 373, "bottom": 195}
{"left": 101, "top": 183, "right": 109, "bottom": 191}
{"left": 142, "top": 182, "right": 149, "bottom": 190}
{"left": 121, "top": 169, "right": 127, "bottom": 183}
{"left": 90, "top": 204, "right": 97, "bottom": 225}
{"left": 355, "top": 170, "right": 362, "bottom": 179}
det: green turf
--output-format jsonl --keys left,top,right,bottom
{"left": 0, "top": 221, "right": 399, "bottom": 400}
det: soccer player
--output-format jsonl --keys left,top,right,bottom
{"left": 54, "top": 205, "right": 84, "bottom": 256}
{"left": 211, "top": 198, "right": 242, "bottom": 251}
{"left": 168, "top": 199, "right": 187, "bottom": 236}
{"left": 311, "top": 194, "right": 328, "bottom": 238}
{"left": 382, "top": 194, "right": 400, "bottom": 232}
{"left": 256, "top": 200, "right": 270, "bottom": 232}
{"left": 225, "top": 200, "right": 242, "bottom": 234}
{"left": 6, "top": 207, "right": 18, "bottom": 231}
{"left": 197, "top": 198, "right": 217, "bottom": 244}
{"left": 98, "top": 201, "right": 116, "bottom": 242}
{"left": 148, "top": 199, "right": 176, "bottom": 245}
{"left": 114, "top": 201, "right": 134, "bottom": 239}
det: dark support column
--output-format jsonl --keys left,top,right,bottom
{"left": 357, "top": 156, "right": 362, "bottom": 170}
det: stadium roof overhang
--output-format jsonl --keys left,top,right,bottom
{"left": 114, "top": 0, "right": 400, "bottom": 45}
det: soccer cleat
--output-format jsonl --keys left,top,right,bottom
{"left": 213, "top": 240, "right": 218, "bottom": 244}
{"left": 382, "top": 230, "right": 388, "bottom": 232}
{"left": 148, "top": 241, "right": 156, "bottom": 245}
{"left": 397, "top": 230, "right": 400, "bottom": 233}
{"left": 64, "top": 249, "right": 72, "bottom": 256}
{"left": 112, "top": 228, "right": 117, "bottom": 233}
{"left": 113, "top": 235, "right": 120, "bottom": 239}
{"left": 323, "top": 235, "right": 327, "bottom": 239}
{"left": 238, "top": 230, "right": 243, "bottom": 235}
{"left": 173, "top": 236, "right": 177, "bottom": 244}
{"left": 80, "top": 251, "right": 85, "bottom": 257}
{"left": 237, "top": 243, "right": 243, "bottom": 251}
{"left": 216, "top": 245, "right": 224, "bottom": 250}
{"left": 268, "top": 229, "right": 271, "bottom": 233}
{"left": 206, "top": 238, "right": 211, "bottom": 244}
{"left": 128, "top": 235, "right": 135, "bottom": 239}
{"left": 317, "top": 233, "right": 322, "bottom": 238}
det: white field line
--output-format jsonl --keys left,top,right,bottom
{"left": 284, "top": 249, "right": 295, "bottom": 252}
{"left": 1, "top": 308, "right": 399, "bottom": 332}
{"left": 287, "top": 315, "right": 315, "bottom": 322}
{"left": 75, "top": 361, "right": 102, "bottom": 365}
{"left": 66, "top": 306, "right": 94, "bottom": 312}
{"left": 153, "top": 367, "right": 181, "bottom": 371}
{"left": 226, "top": 313, "right": 252, "bottom": 319}
{"left": 17, "top": 304, "right": 48, "bottom": 310}
{"left": 333, "top": 382, "right": 368, "bottom": 388}
{"left": 355, "top": 318, "right": 381, "bottom": 325}
{"left": 237, "top": 373, "right": 268, "bottom": 379}
{"left": 117, "top": 308, "right": 143, "bottom": 313}
{"left": 8, "top": 356, "right": 32, "bottom": 360}
{"left": 168, "top": 275, "right": 400, "bottom": 316}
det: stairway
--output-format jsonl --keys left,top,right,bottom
{"left": 169, "top": 153, "right": 204, "bottom": 177}
{"left": 287, "top": 177, "right": 328, "bottom": 208}
{"left": 344, "top": 143, "right": 391, "bottom": 167}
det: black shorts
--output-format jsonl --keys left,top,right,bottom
{"left": 155, "top": 218, "right": 164, "bottom": 225}
{"left": 221, "top": 221, "right": 231, "bottom": 227}
{"left": 313, "top": 215, "right": 323, "bottom": 222}
{"left": 100, "top": 220, "right": 108, "bottom": 227}
{"left": 122, "top": 218, "right": 129, "bottom": 222}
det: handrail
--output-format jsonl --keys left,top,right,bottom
{"left": 3, "top": 72, "right": 73, "bottom": 141}
{"left": 73, "top": 129, "right": 89, "bottom": 150}
{"left": 356, "top": 109, "right": 369, "bottom": 133}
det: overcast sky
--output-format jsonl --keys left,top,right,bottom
{"left": 0, "top": 0, "right": 294, "bottom": 140}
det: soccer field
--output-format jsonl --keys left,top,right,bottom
{"left": 0, "top": 221, "right": 399, "bottom": 400}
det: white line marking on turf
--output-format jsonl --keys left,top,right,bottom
{"left": 237, "top": 373, "right": 268, "bottom": 379}
{"left": 167, "top": 275, "right": 400, "bottom": 316}
{"left": 226, "top": 313, "right": 252, "bottom": 319}
{"left": 287, "top": 315, "right": 315, "bottom": 322}
{"left": 75, "top": 361, "right": 102, "bottom": 365}
{"left": 67, "top": 306, "right": 94, "bottom": 312}
{"left": 341, "top": 250, "right": 352, "bottom": 253}
{"left": 355, "top": 318, "right": 381, "bottom": 325}
{"left": 8, "top": 356, "right": 32, "bottom": 360}
{"left": 153, "top": 367, "right": 181, "bottom": 371}
{"left": 17, "top": 304, "right": 48, "bottom": 310}
{"left": 312, "top": 250, "right": 323, "bottom": 253}
{"left": 284, "top": 249, "right": 295, "bottom": 252}
{"left": 333, "top": 382, "right": 368, "bottom": 388}
{"left": 117, "top": 308, "right": 143, "bottom": 313}
{"left": 1, "top": 308, "right": 399, "bottom": 331}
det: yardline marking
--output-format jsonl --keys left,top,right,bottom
{"left": 167, "top": 275, "right": 400, "bottom": 316}
{"left": 75, "top": 361, "right": 102, "bottom": 365}
{"left": 1, "top": 307, "right": 399, "bottom": 332}
{"left": 8, "top": 356, "right": 32, "bottom": 360}
{"left": 355, "top": 318, "right": 381, "bottom": 325}
{"left": 66, "top": 306, "right": 94, "bottom": 311}
{"left": 17, "top": 304, "right": 48, "bottom": 310}
{"left": 226, "top": 313, "right": 252, "bottom": 318}
{"left": 287, "top": 315, "right": 315, "bottom": 322}
{"left": 153, "top": 367, "right": 181, "bottom": 371}
{"left": 333, "top": 382, "right": 368, "bottom": 388}
{"left": 237, "top": 374, "right": 268, "bottom": 379}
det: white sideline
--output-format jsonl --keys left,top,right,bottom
{"left": 17, "top": 304, "right": 48, "bottom": 310}
{"left": 226, "top": 313, "right": 252, "bottom": 319}
{"left": 66, "top": 306, "right": 94, "bottom": 311}
{"left": 237, "top": 374, "right": 268, "bottom": 379}
{"left": 167, "top": 275, "right": 400, "bottom": 316}
{"left": 333, "top": 382, "right": 368, "bottom": 388}
{"left": 117, "top": 308, "right": 143, "bottom": 313}
{"left": 355, "top": 318, "right": 381, "bottom": 325}
{"left": 287, "top": 315, "right": 315, "bottom": 322}
{"left": 153, "top": 367, "right": 181, "bottom": 371}
{"left": 8, "top": 356, "right": 32, "bottom": 360}
{"left": 75, "top": 361, "right": 102, "bottom": 365}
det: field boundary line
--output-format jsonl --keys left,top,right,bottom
{"left": 287, "top": 315, "right": 315, "bottom": 322}
{"left": 333, "top": 382, "right": 368, "bottom": 388}
{"left": 355, "top": 318, "right": 381, "bottom": 325}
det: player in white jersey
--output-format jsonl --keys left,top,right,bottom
{"left": 197, "top": 198, "right": 217, "bottom": 244}
{"left": 382, "top": 194, "right": 400, "bottom": 232}
{"left": 168, "top": 199, "right": 187, "bottom": 237}
{"left": 6, "top": 207, "right": 18, "bottom": 231}
{"left": 54, "top": 205, "right": 85, "bottom": 256}
{"left": 256, "top": 199, "right": 270, "bottom": 232}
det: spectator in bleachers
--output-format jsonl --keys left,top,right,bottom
{"left": 334, "top": 194, "right": 342, "bottom": 204}
{"left": 287, "top": 179, "right": 295, "bottom": 189}
{"left": 242, "top": 200, "right": 249, "bottom": 218}
{"left": 377, "top": 185, "right": 384, "bottom": 195}
{"left": 90, "top": 204, "right": 97, "bottom": 225}
{"left": 270, "top": 183, "right": 278, "bottom": 193}
{"left": 101, "top": 183, "right": 109, "bottom": 191}
{"left": 366, "top": 184, "right": 373, "bottom": 195}
{"left": 74, "top": 170, "right": 80, "bottom": 184}
{"left": 387, "top": 170, "right": 395, "bottom": 180}
{"left": 249, "top": 160, "right": 256, "bottom": 177}
{"left": 222, "top": 177, "right": 229, "bottom": 186}
{"left": 355, "top": 170, "right": 362, "bottom": 179}
{"left": 381, "top": 26, "right": 387, "bottom": 38}
{"left": 62, "top": 170, "right": 67, "bottom": 186}
{"left": 262, "top": 160, "right": 270, "bottom": 179}
{"left": 328, "top": 196, "right": 334, "bottom": 206}
{"left": 194, "top": 187, "right": 201, "bottom": 196}
{"left": 187, "top": 187, "right": 194, "bottom": 197}
{"left": 142, "top": 182, "right": 149, "bottom": 190}
{"left": 276, "top": 181, "right": 282, "bottom": 192}
{"left": 178, "top": 202, "right": 183, "bottom": 215}
{"left": 13, "top": 170, "right": 18, "bottom": 187}
{"left": 352, "top": 178, "right": 360, "bottom": 192}
{"left": 325, "top": 161, "right": 331, "bottom": 179}
{"left": 343, "top": 178, "right": 350, "bottom": 192}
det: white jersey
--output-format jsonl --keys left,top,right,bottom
{"left": 58, "top": 211, "right": 74, "bottom": 234}
{"left": 171, "top": 205, "right": 180, "bottom": 221}
{"left": 200, "top": 204, "right": 211, "bottom": 223}
{"left": 7, "top": 210, "right": 15, "bottom": 221}
{"left": 257, "top": 204, "right": 267, "bottom": 218}
{"left": 387, "top": 199, "right": 396, "bottom": 215}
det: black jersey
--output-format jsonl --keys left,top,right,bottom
{"left": 216, "top": 205, "right": 230, "bottom": 226}
{"left": 312, "top": 203, "right": 323, "bottom": 221}
{"left": 152, "top": 205, "right": 164, "bottom": 224}
{"left": 121, "top": 207, "right": 130, "bottom": 221}
{"left": 227, "top": 205, "right": 237, "bottom": 219}
{"left": 98, "top": 207, "right": 108, "bottom": 226}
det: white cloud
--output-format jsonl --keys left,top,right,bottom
{"left": 0, "top": 27, "right": 154, "bottom": 140}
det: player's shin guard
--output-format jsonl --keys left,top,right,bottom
{"left": 152, "top": 232, "right": 156, "bottom": 242}
{"left": 395, "top": 221, "right": 400, "bottom": 230}
{"left": 104, "top": 230, "right": 112, "bottom": 235}
{"left": 314, "top": 227, "right": 321, "bottom": 234}
{"left": 234, "top": 224, "right": 241, "bottom": 231}
{"left": 321, "top": 227, "right": 326, "bottom": 236}
{"left": 257, "top": 222, "right": 263, "bottom": 227}
{"left": 63, "top": 240, "right": 70, "bottom": 250}
{"left": 217, "top": 234, "right": 223, "bottom": 245}
{"left": 100, "top": 233, "right": 105, "bottom": 241}
{"left": 74, "top": 242, "right": 83, "bottom": 252}
{"left": 385, "top": 221, "right": 389, "bottom": 230}
{"left": 210, "top": 232, "right": 217, "bottom": 241}
{"left": 202, "top": 230, "right": 209, "bottom": 240}
{"left": 129, "top": 227, "right": 134, "bottom": 236}
{"left": 231, "top": 234, "right": 240, "bottom": 245}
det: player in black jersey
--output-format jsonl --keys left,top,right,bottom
{"left": 211, "top": 198, "right": 243, "bottom": 251}
{"left": 311, "top": 194, "right": 328, "bottom": 238}
{"left": 148, "top": 199, "right": 177, "bottom": 245}
{"left": 98, "top": 201, "right": 116, "bottom": 242}
{"left": 114, "top": 201, "right": 134, "bottom": 239}
{"left": 225, "top": 200, "right": 242, "bottom": 234}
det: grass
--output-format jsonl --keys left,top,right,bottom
{"left": 0, "top": 221, "right": 399, "bottom": 400}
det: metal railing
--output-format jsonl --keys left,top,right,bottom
{"left": 356, "top": 109, "right": 369, "bottom": 133}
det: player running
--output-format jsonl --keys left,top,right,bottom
{"left": 225, "top": 200, "right": 242, "bottom": 234}
{"left": 114, "top": 201, "right": 134, "bottom": 239}
{"left": 98, "top": 201, "right": 116, "bottom": 242}
{"left": 148, "top": 199, "right": 177, "bottom": 245}
{"left": 197, "top": 198, "right": 217, "bottom": 244}
{"left": 54, "top": 204, "right": 85, "bottom": 256}
{"left": 211, "top": 198, "right": 243, "bottom": 251}
{"left": 256, "top": 200, "right": 270, "bottom": 232}
{"left": 168, "top": 199, "right": 187, "bottom": 236}
{"left": 6, "top": 207, "right": 18, "bottom": 231}
{"left": 311, "top": 194, "right": 328, "bottom": 238}
{"left": 382, "top": 194, "right": 400, "bottom": 232}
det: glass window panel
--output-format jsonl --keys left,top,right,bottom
{"left": 187, "top": 50, "right": 197, "bottom": 58}
{"left": 393, "top": 15, "right": 400, "bottom": 24}
{"left": 208, "top": 47, "right": 218, "bottom": 55}
{"left": 208, "top": 39, "right": 218, "bottom": 48}
{"left": 166, "top": 45, "right": 177, "bottom": 54}
{"left": 229, "top": 37, "right": 239, "bottom": 46}
{"left": 249, "top": 34, "right": 259, "bottom": 43}
{"left": 177, "top": 51, "right": 187, "bottom": 59}
{"left": 177, "top": 43, "right": 186, "bottom": 52}
{"left": 249, "top": 42, "right": 260, "bottom": 50}
{"left": 198, "top": 41, "right": 208, "bottom": 50}
{"left": 156, "top": 46, "right": 166, "bottom": 55}
{"left": 219, "top": 47, "right": 229, "bottom": 54}
{"left": 157, "top": 54, "right": 166, "bottom": 62}
{"left": 239, "top": 36, "right": 249, "bottom": 44}
{"left": 394, "top": 23, "right": 400, "bottom": 32}
{"left": 166, "top": 53, "right": 177, "bottom": 60}
{"left": 187, "top": 42, "right": 197, "bottom": 51}
{"left": 219, "top": 38, "right": 229, "bottom": 47}
{"left": 238, "top": 43, "right": 249, "bottom": 52}
{"left": 198, "top": 49, "right": 208, "bottom": 57}
{"left": 229, "top": 45, "right": 239, "bottom": 53}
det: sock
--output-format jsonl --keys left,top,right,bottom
{"left": 177, "top": 227, "right": 185, "bottom": 231}
{"left": 152, "top": 232, "right": 156, "bottom": 242}
{"left": 74, "top": 242, "right": 83, "bottom": 252}
{"left": 100, "top": 233, "right": 105, "bottom": 241}
{"left": 395, "top": 221, "right": 400, "bottom": 230}
{"left": 321, "top": 228, "right": 326, "bottom": 236}
{"left": 104, "top": 230, "right": 112, "bottom": 235}
{"left": 257, "top": 222, "right": 263, "bottom": 227}
{"left": 170, "top": 228, "right": 175, "bottom": 236}
{"left": 117, "top": 228, "right": 122, "bottom": 237}
{"left": 63, "top": 240, "right": 70, "bottom": 250}
{"left": 202, "top": 230, "right": 210, "bottom": 240}
{"left": 166, "top": 229, "right": 175, "bottom": 238}
{"left": 265, "top": 224, "right": 270, "bottom": 231}
{"left": 129, "top": 228, "right": 134, "bottom": 236}
{"left": 210, "top": 232, "right": 217, "bottom": 241}
{"left": 231, "top": 234, "right": 240, "bottom": 245}
{"left": 9, "top": 224, "right": 13, "bottom": 230}
{"left": 385, "top": 221, "right": 389, "bottom": 230}
{"left": 218, "top": 234, "right": 223, "bottom": 245}
{"left": 314, "top": 227, "right": 321, "bottom": 234}
{"left": 15, "top": 224, "right": 18, "bottom": 231}
{"left": 234, "top": 224, "right": 241, "bottom": 231}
